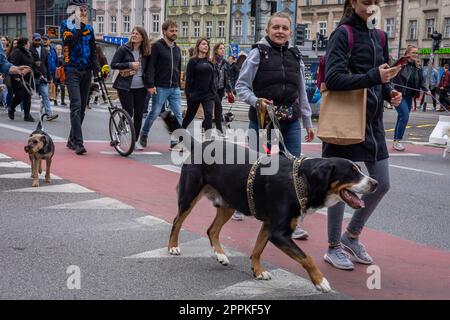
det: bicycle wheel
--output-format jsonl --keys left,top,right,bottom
{"left": 109, "top": 108, "right": 136, "bottom": 157}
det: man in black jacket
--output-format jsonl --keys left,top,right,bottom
{"left": 139, "top": 20, "right": 183, "bottom": 150}
{"left": 30, "top": 33, "right": 58, "bottom": 121}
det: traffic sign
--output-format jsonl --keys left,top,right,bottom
{"left": 103, "top": 36, "right": 129, "bottom": 46}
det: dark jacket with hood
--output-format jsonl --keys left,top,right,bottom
{"left": 392, "top": 61, "right": 428, "bottom": 98}
{"left": 323, "top": 12, "right": 393, "bottom": 163}
{"left": 111, "top": 44, "right": 151, "bottom": 92}
{"left": 9, "top": 46, "right": 34, "bottom": 85}
{"left": 30, "top": 44, "right": 52, "bottom": 81}
{"left": 148, "top": 38, "right": 181, "bottom": 88}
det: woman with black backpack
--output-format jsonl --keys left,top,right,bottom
{"left": 322, "top": 0, "right": 402, "bottom": 270}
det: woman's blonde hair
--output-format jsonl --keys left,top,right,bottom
{"left": 266, "top": 12, "right": 292, "bottom": 30}
{"left": 405, "top": 45, "right": 420, "bottom": 68}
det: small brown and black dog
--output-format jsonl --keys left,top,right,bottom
{"left": 24, "top": 114, "right": 55, "bottom": 187}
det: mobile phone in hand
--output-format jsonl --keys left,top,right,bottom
{"left": 391, "top": 56, "right": 410, "bottom": 67}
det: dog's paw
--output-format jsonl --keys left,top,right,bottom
{"left": 314, "top": 277, "right": 332, "bottom": 293}
{"left": 255, "top": 270, "right": 272, "bottom": 280}
{"left": 215, "top": 252, "right": 229, "bottom": 266}
{"left": 45, "top": 177, "right": 51, "bottom": 184}
{"left": 168, "top": 247, "right": 181, "bottom": 255}
{"left": 32, "top": 180, "right": 39, "bottom": 187}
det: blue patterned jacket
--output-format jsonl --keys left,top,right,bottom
{"left": 61, "top": 20, "right": 99, "bottom": 74}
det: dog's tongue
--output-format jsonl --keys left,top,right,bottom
{"left": 340, "top": 189, "right": 365, "bottom": 209}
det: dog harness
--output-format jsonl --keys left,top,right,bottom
{"left": 246, "top": 156, "right": 309, "bottom": 220}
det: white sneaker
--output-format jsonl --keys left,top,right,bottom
{"left": 231, "top": 211, "right": 245, "bottom": 221}
{"left": 169, "top": 142, "right": 185, "bottom": 152}
{"left": 393, "top": 141, "right": 405, "bottom": 151}
{"left": 134, "top": 142, "right": 144, "bottom": 151}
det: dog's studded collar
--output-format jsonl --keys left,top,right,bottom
{"left": 293, "top": 156, "right": 309, "bottom": 220}
{"left": 246, "top": 155, "right": 309, "bottom": 219}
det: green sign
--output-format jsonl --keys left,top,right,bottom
{"left": 419, "top": 48, "right": 450, "bottom": 54}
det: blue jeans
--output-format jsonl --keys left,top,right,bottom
{"left": 37, "top": 82, "right": 52, "bottom": 114}
{"left": 248, "top": 119, "right": 301, "bottom": 157}
{"left": 394, "top": 96, "right": 413, "bottom": 141}
{"left": 327, "top": 158, "right": 390, "bottom": 246}
{"left": 141, "top": 87, "right": 183, "bottom": 137}
{"left": 66, "top": 70, "right": 92, "bottom": 146}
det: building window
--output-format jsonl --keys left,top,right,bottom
{"left": 152, "top": 14, "right": 160, "bottom": 33}
{"left": 219, "top": 0, "right": 226, "bottom": 4}
{"left": 194, "top": 21, "right": 200, "bottom": 37}
{"left": 337, "top": 0, "right": 344, "bottom": 4}
{"left": 234, "top": 19, "right": 242, "bottom": 36}
{"left": 408, "top": 20, "right": 417, "bottom": 40}
{"left": 218, "top": 20, "right": 225, "bottom": 38}
{"left": 183, "top": 0, "right": 189, "bottom": 5}
{"left": 182, "top": 21, "right": 189, "bottom": 37}
{"left": 123, "top": 16, "right": 130, "bottom": 33}
{"left": 249, "top": 19, "right": 255, "bottom": 36}
{"left": 97, "top": 15, "right": 104, "bottom": 34}
{"left": 194, "top": 0, "right": 200, "bottom": 6}
{"left": 205, "top": 21, "right": 213, "bottom": 38}
{"left": 171, "top": 0, "right": 177, "bottom": 6}
{"left": 444, "top": 18, "right": 450, "bottom": 38}
{"left": 385, "top": 18, "right": 395, "bottom": 38}
{"left": 0, "top": 14, "right": 26, "bottom": 38}
{"left": 425, "top": 18, "right": 435, "bottom": 39}
{"left": 110, "top": 16, "right": 117, "bottom": 33}
{"left": 304, "top": 22, "right": 311, "bottom": 40}
{"left": 305, "top": 0, "right": 312, "bottom": 5}
{"left": 318, "top": 21, "right": 327, "bottom": 37}
{"left": 334, "top": 20, "right": 340, "bottom": 30}
{"left": 321, "top": 0, "right": 328, "bottom": 4}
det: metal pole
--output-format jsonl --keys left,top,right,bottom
{"left": 315, "top": 33, "right": 318, "bottom": 57}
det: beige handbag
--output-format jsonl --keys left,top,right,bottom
{"left": 317, "top": 83, "right": 367, "bottom": 145}
{"left": 119, "top": 68, "right": 137, "bottom": 78}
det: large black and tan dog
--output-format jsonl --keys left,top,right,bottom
{"left": 24, "top": 115, "right": 55, "bottom": 187}
{"left": 168, "top": 138, "right": 378, "bottom": 293}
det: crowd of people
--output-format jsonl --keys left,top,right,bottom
{"left": 0, "top": 0, "right": 448, "bottom": 272}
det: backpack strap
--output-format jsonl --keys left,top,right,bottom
{"left": 341, "top": 24, "right": 354, "bottom": 50}
{"left": 253, "top": 44, "right": 270, "bottom": 61}
{"left": 375, "top": 29, "right": 386, "bottom": 48}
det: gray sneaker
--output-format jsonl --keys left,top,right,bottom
{"left": 139, "top": 135, "right": 148, "bottom": 148}
{"left": 292, "top": 226, "right": 309, "bottom": 240}
{"left": 231, "top": 211, "right": 245, "bottom": 221}
{"left": 341, "top": 233, "right": 373, "bottom": 265}
{"left": 324, "top": 245, "right": 355, "bottom": 270}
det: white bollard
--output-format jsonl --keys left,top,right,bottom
{"left": 429, "top": 115, "right": 450, "bottom": 145}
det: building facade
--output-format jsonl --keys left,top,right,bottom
{"left": 297, "top": 0, "right": 401, "bottom": 59}
{"left": 401, "top": 0, "right": 450, "bottom": 66}
{"left": 230, "top": 0, "right": 297, "bottom": 54}
{"left": 92, "top": 0, "right": 164, "bottom": 41}
{"left": 165, "top": 0, "right": 231, "bottom": 66}
{"left": 0, "top": 0, "right": 34, "bottom": 39}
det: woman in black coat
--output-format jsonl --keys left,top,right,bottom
{"left": 322, "top": 0, "right": 402, "bottom": 270}
{"left": 182, "top": 38, "right": 216, "bottom": 138}
{"left": 111, "top": 26, "right": 152, "bottom": 150}
{"left": 8, "top": 37, "right": 35, "bottom": 122}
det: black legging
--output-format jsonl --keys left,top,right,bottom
{"left": 202, "top": 88, "right": 224, "bottom": 133}
{"left": 10, "top": 83, "right": 31, "bottom": 116}
{"left": 420, "top": 87, "right": 437, "bottom": 110}
{"left": 117, "top": 87, "right": 147, "bottom": 137}
{"left": 183, "top": 97, "right": 214, "bottom": 132}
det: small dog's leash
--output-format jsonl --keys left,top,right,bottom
{"left": 391, "top": 83, "right": 449, "bottom": 114}
{"left": 19, "top": 70, "right": 48, "bottom": 128}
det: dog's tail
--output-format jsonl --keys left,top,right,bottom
{"left": 36, "top": 113, "right": 48, "bottom": 131}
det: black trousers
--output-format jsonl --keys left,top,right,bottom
{"left": 202, "top": 88, "right": 224, "bottom": 133}
{"left": 183, "top": 97, "right": 214, "bottom": 132}
{"left": 66, "top": 70, "right": 92, "bottom": 146}
{"left": 10, "top": 83, "right": 31, "bottom": 116}
{"left": 117, "top": 87, "right": 147, "bottom": 138}
{"left": 420, "top": 87, "right": 437, "bottom": 110}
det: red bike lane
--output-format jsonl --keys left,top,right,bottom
{"left": 2, "top": 140, "right": 449, "bottom": 300}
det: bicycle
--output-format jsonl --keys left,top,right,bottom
{"left": 97, "top": 75, "right": 135, "bottom": 157}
